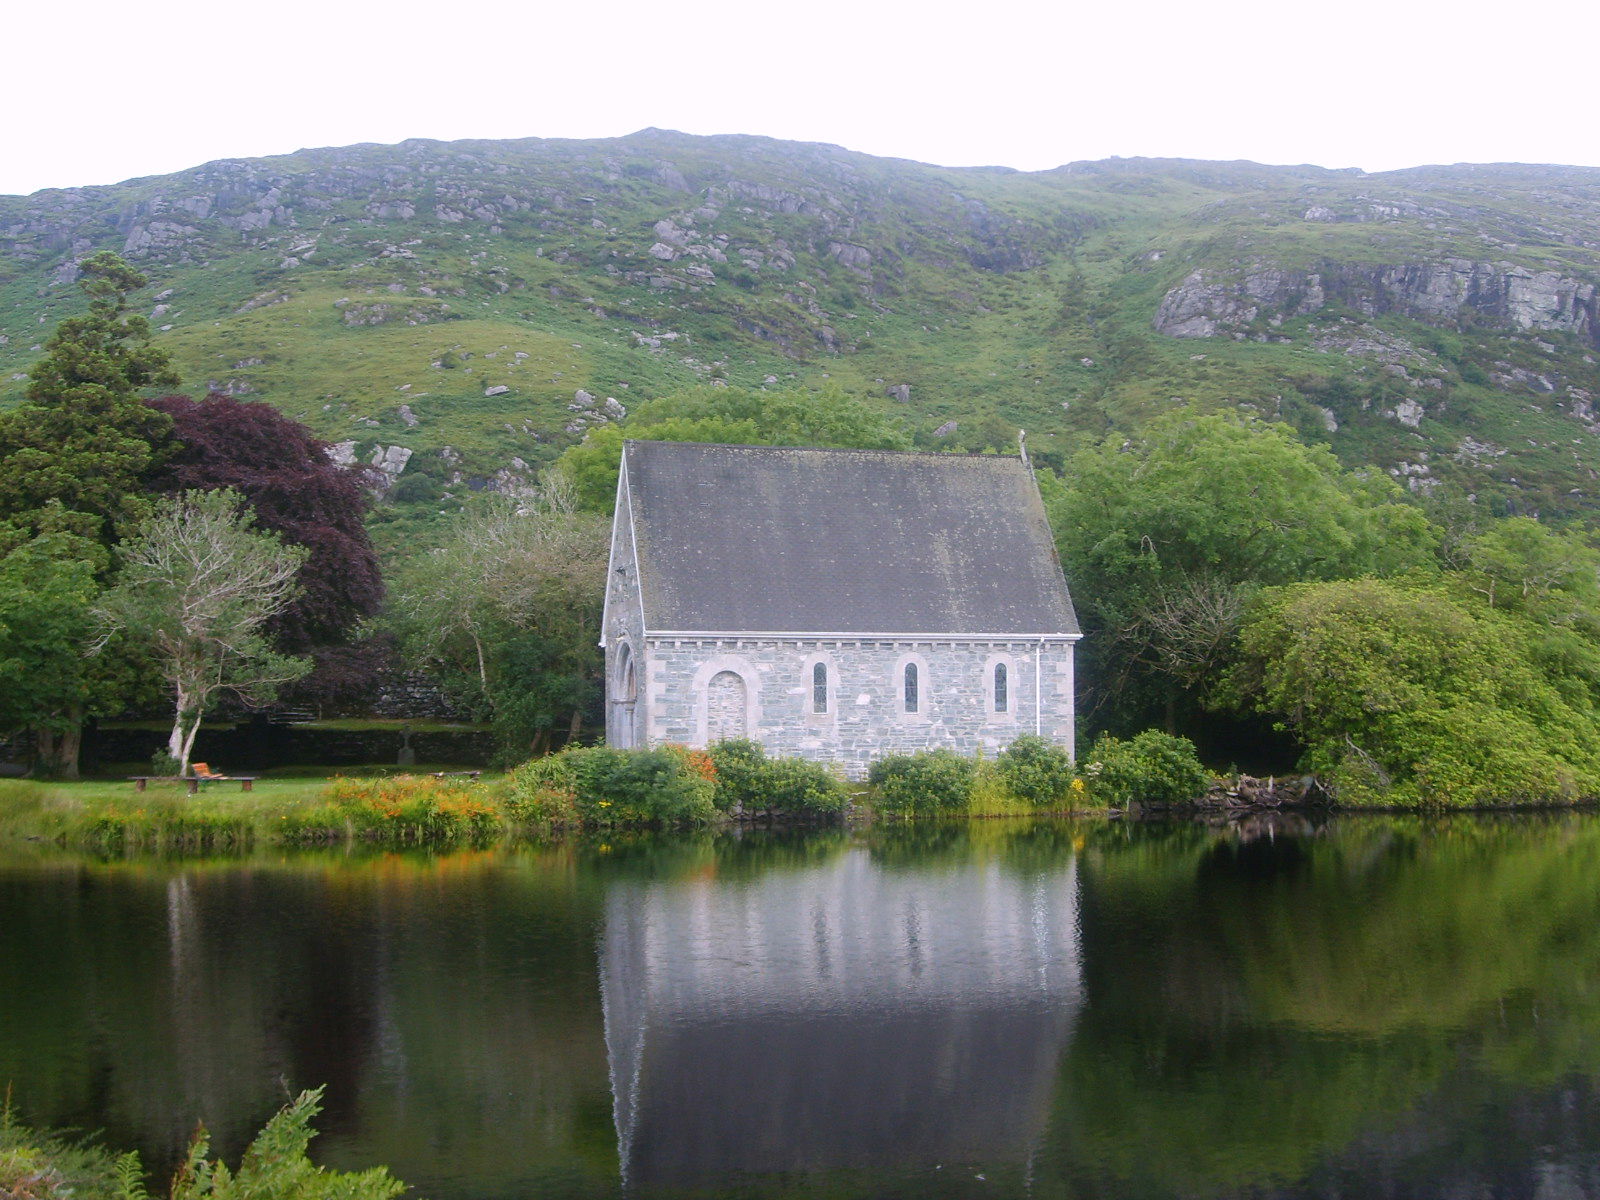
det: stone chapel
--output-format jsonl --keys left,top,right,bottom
{"left": 601, "top": 441, "right": 1080, "bottom": 776}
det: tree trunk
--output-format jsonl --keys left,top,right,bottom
{"left": 178, "top": 715, "right": 204, "bottom": 777}
{"left": 568, "top": 707, "right": 584, "bottom": 746}
{"left": 57, "top": 716, "right": 82, "bottom": 781}
{"left": 32, "top": 708, "right": 83, "bottom": 779}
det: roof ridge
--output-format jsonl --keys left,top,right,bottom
{"left": 623, "top": 439, "right": 1023, "bottom": 463}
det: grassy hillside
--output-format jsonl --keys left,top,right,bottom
{"left": 5, "top": 133, "right": 1600, "bottom": 524}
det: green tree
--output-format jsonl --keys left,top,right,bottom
{"left": 1048, "top": 409, "right": 1436, "bottom": 732}
{"left": 96, "top": 490, "right": 310, "bottom": 773}
{"left": 1223, "top": 577, "right": 1600, "bottom": 805}
{"left": 0, "top": 251, "right": 178, "bottom": 549}
{"left": 0, "top": 528, "right": 97, "bottom": 754}
{"left": 554, "top": 384, "right": 911, "bottom": 511}
{"left": 388, "top": 477, "right": 608, "bottom": 757}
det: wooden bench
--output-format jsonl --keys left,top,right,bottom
{"left": 430, "top": 770, "right": 482, "bottom": 782}
{"left": 128, "top": 774, "right": 260, "bottom": 795}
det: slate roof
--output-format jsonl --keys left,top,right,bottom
{"left": 621, "top": 441, "right": 1079, "bottom": 636}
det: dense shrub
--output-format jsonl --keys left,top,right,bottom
{"left": 501, "top": 755, "right": 580, "bottom": 826}
{"left": 708, "top": 739, "right": 847, "bottom": 817}
{"left": 505, "top": 745, "right": 716, "bottom": 827}
{"left": 997, "top": 734, "right": 1080, "bottom": 808}
{"left": 868, "top": 749, "right": 977, "bottom": 816}
{"left": 1083, "top": 730, "right": 1210, "bottom": 807}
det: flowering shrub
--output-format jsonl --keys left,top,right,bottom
{"left": 286, "top": 775, "right": 499, "bottom": 843}
{"left": 867, "top": 749, "right": 976, "bottom": 816}
{"left": 996, "top": 735, "right": 1079, "bottom": 808}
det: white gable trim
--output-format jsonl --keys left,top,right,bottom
{"left": 600, "top": 449, "right": 647, "bottom": 649}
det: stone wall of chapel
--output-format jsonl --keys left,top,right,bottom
{"left": 644, "top": 638, "right": 1075, "bottom": 777}
{"left": 603, "top": 476, "right": 647, "bottom": 750}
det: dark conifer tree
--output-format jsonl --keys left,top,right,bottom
{"left": 0, "top": 251, "right": 178, "bottom": 550}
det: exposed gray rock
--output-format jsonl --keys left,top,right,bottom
{"left": 326, "top": 440, "right": 359, "bottom": 466}
{"left": 484, "top": 384, "right": 510, "bottom": 397}
{"left": 397, "top": 404, "right": 419, "bottom": 427}
{"left": 368, "top": 444, "right": 413, "bottom": 482}
{"left": 934, "top": 420, "right": 958, "bottom": 438}
{"left": 886, "top": 383, "right": 911, "bottom": 403}
{"left": 1390, "top": 398, "right": 1426, "bottom": 427}
{"left": 1157, "top": 258, "right": 1600, "bottom": 343}
{"left": 573, "top": 389, "right": 595, "bottom": 408}
{"left": 1154, "top": 266, "right": 1324, "bottom": 338}
{"left": 341, "top": 301, "right": 449, "bottom": 327}
{"left": 1490, "top": 365, "right": 1557, "bottom": 392}
{"left": 827, "top": 241, "right": 873, "bottom": 275}
{"left": 1316, "top": 405, "right": 1339, "bottom": 433}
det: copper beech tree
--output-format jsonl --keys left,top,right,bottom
{"left": 144, "top": 392, "right": 383, "bottom": 652}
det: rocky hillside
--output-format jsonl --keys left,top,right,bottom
{"left": 5, "top": 132, "right": 1600, "bottom": 520}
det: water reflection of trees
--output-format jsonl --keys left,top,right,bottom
{"left": 0, "top": 848, "right": 617, "bottom": 1199}
{"left": 1042, "top": 816, "right": 1600, "bottom": 1197}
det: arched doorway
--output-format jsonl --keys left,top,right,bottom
{"left": 612, "top": 642, "right": 638, "bottom": 748}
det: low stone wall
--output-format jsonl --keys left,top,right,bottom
{"left": 85, "top": 721, "right": 495, "bottom": 773}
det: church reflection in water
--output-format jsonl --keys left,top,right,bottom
{"left": 599, "top": 848, "right": 1082, "bottom": 1188}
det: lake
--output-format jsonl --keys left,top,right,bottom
{"left": 5, "top": 815, "right": 1600, "bottom": 1199}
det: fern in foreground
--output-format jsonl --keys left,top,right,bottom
{"left": 170, "top": 1087, "right": 404, "bottom": 1200}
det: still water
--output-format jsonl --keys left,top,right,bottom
{"left": 4, "top": 817, "right": 1600, "bottom": 1199}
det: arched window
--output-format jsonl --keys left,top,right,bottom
{"left": 904, "top": 662, "right": 919, "bottom": 713}
{"left": 617, "top": 642, "right": 637, "bottom": 702}
{"left": 812, "top": 661, "right": 828, "bottom": 714}
{"left": 994, "top": 662, "right": 1008, "bottom": 712}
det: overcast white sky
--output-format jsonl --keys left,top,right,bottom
{"left": 6, "top": 0, "right": 1598, "bottom": 196}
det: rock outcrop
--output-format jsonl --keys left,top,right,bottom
{"left": 1155, "top": 258, "right": 1600, "bottom": 344}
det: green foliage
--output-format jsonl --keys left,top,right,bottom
{"left": 170, "top": 1086, "right": 404, "bottom": 1200}
{"left": 0, "top": 529, "right": 98, "bottom": 738}
{"left": 554, "top": 384, "right": 913, "bottom": 511}
{"left": 867, "top": 749, "right": 977, "bottom": 815}
{"left": 996, "top": 734, "right": 1079, "bottom": 807}
{"left": 0, "top": 252, "right": 177, "bottom": 548}
{"left": 1049, "top": 408, "right": 1437, "bottom": 733}
{"left": 2, "top": 1086, "right": 407, "bottom": 1200}
{"left": 500, "top": 755, "right": 581, "bottom": 826}
{"left": 385, "top": 482, "right": 606, "bottom": 758}
{"left": 0, "top": 1092, "right": 132, "bottom": 1200}
{"left": 707, "top": 738, "right": 848, "bottom": 816}
{"left": 505, "top": 744, "right": 717, "bottom": 826}
{"left": 1082, "top": 729, "right": 1210, "bottom": 807}
{"left": 1226, "top": 577, "right": 1600, "bottom": 805}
